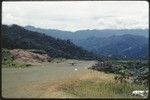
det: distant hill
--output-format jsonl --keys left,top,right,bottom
{"left": 24, "top": 25, "right": 148, "bottom": 40}
{"left": 72, "top": 34, "right": 149, "bottom": 60}
{"left": 2, "top": 24, "right": 100, "bottom": 60}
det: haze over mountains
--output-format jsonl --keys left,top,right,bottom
{"left": 25, "top": 25, "right": 149, "bottom": 60}
{"left": 25, "top": 25, "right": 148, "bottom": 40}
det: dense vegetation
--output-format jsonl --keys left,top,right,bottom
{"left": 2, "top": 24, "right": 100, "bottom": 60}
{"left": 89, "top": 60, "right": 149, "bottom": 86}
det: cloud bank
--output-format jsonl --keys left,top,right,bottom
{"left": 2, "top": 1, "right": 149, "bottom": 31}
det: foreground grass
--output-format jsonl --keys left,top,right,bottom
{"left": 59, "top": 80, "right": 146, "bottom": 98}
{"left": 56, "top": 72, "right": 147, "bottom": 98}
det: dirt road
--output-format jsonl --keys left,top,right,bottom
{"left": 2, "top": 59, "right": 97, "bottom": 98}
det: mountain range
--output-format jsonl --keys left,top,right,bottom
{"left": 72, "top": 34, "right": 148, "bottom": 59}
{"left": 24, "top": 25, "right": 149, "bottom": 60}
{"left": 25, "top": 25, "right": 148, "bottom": 40}
{"left": 2, "top": 24, "right": 100, "bottom": 60}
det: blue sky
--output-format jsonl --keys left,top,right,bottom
{"left": 2, "top": 1, "right": 149, "bottom": 31}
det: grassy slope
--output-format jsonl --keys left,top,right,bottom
{"left": 56, "top": 72, "right": 147, "bottom": 98}
{"left": 35, "top": 70, "right": 147, "bottom": 98}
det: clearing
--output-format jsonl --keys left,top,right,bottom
{"left": 2, "top": 59, "right": 146, "bottom": 98}
{"left": 2, "top": 59, "right": 96, "bottom": 98}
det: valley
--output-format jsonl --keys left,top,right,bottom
{"left": 1, "top": 24, "right": 149, "bottom": 98}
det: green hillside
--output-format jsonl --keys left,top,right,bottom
{"left": 2, "top": 24, "right": 100, "bottom": 60}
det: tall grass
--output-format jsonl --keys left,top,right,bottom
{"left": 58, "top": 76, "right": 146, "bottom": 98}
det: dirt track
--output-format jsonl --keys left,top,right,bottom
{"left": 2, "top": 59, "right": 97, "bottom": 98}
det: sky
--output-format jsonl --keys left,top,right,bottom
{"left": 2, "top": 1, "right": 149, "bottom": 31}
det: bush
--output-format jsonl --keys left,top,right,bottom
{"left": 89, "top": 60, "right": 149, "bottom": 86}
{"left": 26, "top": 64, "right": 32, "bottom": 67}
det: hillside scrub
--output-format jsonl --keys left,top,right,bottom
{"left": 2, "top": 48, "right": 55, "bottom": 68}
{"left": 2, "top": 48, "right": 31, "bottom": 68}
{"left": 89, "top": 60, "right": 149, "bottom": 86}
{"left": 10, "top": 49, "right": 52, "bottom": 64}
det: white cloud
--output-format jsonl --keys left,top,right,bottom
{"left": 2, "top": 1, "right": 149, "bottom": 31}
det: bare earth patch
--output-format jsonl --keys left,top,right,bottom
{"left": 10, "top": 49, "right": 52, "bottom": 65}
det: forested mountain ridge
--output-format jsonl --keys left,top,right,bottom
{"left": 73, "top": 34, "right": 149, "bottom": 60}
{"left": 2, "top": 24, "right": 100, "bottom": 60}
{"left": 24, "top": 25, "right": 149, "bottom": 60}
